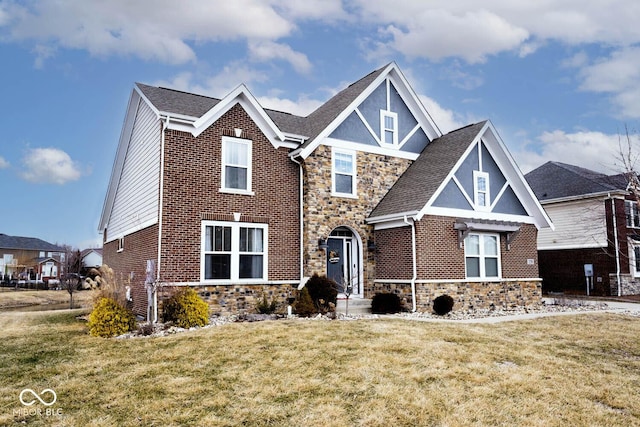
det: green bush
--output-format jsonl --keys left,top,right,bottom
{"left": 88, "top": 297, "right": 136, "bottom": 338}
{"left": 433, "top": 294, "right": 455, "bottom": 315}
{"left": 256, "top": 293, "right": 278, "bottom": 314}
{"left": 294, "top": 287, "right": 316, "bottom": 317}
{"left": 371, "top": 292, "right": 403, "bottom": 314}
{"left": 306, "top": 273, "right": 338, "bottom": 313}
{"left": 162, "top": 288, "right": 210, "bottom": 328}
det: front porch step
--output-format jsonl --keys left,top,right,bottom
{"left": 336, "top": 298, "right": 372, "bottom": 315}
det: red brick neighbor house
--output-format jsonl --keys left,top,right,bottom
{"left": 99, "top": 62, "right": 552, "bottom": 320}
{"left": 526, "top": 161, "right": 639, "bottom": 296}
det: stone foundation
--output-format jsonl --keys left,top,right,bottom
{"left": 609, "top": 274, "right": 640, "bottom": 296}
{"left": 372, "top": 279, "right": 542, "bottom": 312}
{"left": 158, "top": 283, "right": 299, "bottom": 316}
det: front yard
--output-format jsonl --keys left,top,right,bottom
{"left": 1, "top": 310, "right": 640, "bottom": 426}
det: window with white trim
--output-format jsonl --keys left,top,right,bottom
{"left": 380, "top": 110, "right": 398, "bottom": 145}
{"left": 202, "top": 221, "right": 267, "bottom": 281}
{"left": 473, "top": 170, "right": 490, "bottom": 209}
{"left": 632, "top": 244, "right": 640, "bottom": 277}
{"left": 117, "top": 237, "right": 124, "bottom": 252}
{"left": 332, "top": 148, "right": 357, "bottom": 197}
{"left": 464, "top": 233, "right": 501, "bottom": 279}
{"left": 221, "top": 137, "right": 252, "bottom": 193}
{"left": 626, "top": 200, "right": 640, "bottom": 228}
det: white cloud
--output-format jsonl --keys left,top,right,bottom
{"left": 248, "top": 40, "right": 312, "bottom": 74}
{"left": 512, "top": 130, "right": 623, "bottom": 174}
{"left": 418, "top": 95, "right": 466, "bottom": 134}
{"left": 258, "top": 95, "right": 323, "bottom": 117}
{"left": 0, "top": 156, "right": 9, "bottom": 169}
{"left": 21, "top": 148, "right": 83, "bottom": 184}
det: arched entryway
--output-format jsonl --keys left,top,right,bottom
{"left": 326, "top": 226, "right": 363, "bottom": 298}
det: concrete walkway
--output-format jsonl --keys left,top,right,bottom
{"left": 388, "top": 298, "right": 640, "bottom": 324}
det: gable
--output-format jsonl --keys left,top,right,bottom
{"left": 328, "top": 79, "right": 429, "bottom": 154}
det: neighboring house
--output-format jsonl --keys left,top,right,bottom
{"left": 99, "top": 62, "right": 552, "bottom": 319}
{"left": 0, "top": 233, "right": 65, "bottom": 284}
{"left": 81, "top": 248, "right": 103, "bottom": 270}
{"left": 525, "top": 161, "right": 639, "bottom": 296}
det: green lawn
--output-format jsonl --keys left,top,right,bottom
{"left": 1, "top": 310, "right": 640, "bottom": 426}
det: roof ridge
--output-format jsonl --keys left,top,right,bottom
{"left": 550, "top": 161, "right": 616, "bottom": 189}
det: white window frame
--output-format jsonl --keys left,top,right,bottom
{"left": 464, "top": 233, "right": 501, "bottom": 279}
{"left": 380, "top": 110, "right": 398, "bottom": 146}
{"left": 473, "top": 170, "right": 490, "bottom": 210}
{"left": 201, "top": 221, "right": 268, "bottom": 283}
{"left": 331, "top": 147, "right": 357, "bottom": 198}
{"left": 626, "top": 200, "right": 640, "bottom": 228}
{"left": 220, "top": 136, "right": 254, "bottom": 195}
{"left": 117, "top": 236, "right": 124, "bottom": 253}
{"left": 631, "top": 243, "right": 640, "bottom": 277}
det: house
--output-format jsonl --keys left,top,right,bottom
{"left": 0, "top": 233, "right": 65, "bottom": 285}
{"left": 525, "top": 161, "right": 639, "bottom": 296}
{"left": 81, "top": 248, "right": 103, "bottom": 270}
{"left": 99, "top": 62, "right": 552, "bottom": 320}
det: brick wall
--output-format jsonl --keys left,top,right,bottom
{"left": 160, "top": 103, "right": 300, "bottom": 284}
{"left": 374, "top": 226, "right": 413, "bottom": 280}
{"left": 103, "top": 224, "right": 158, "bottom": 316}
{"left": 415, "top": 216, "right": 465, "bottom": 280}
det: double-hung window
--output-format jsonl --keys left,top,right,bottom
{"left": 473, "top": 171, "right": 490, "bottom": 210}
{"left": 221, "top": 137, "right": 252, "bottom": 194}
{"left": 380, "top": 110, "right": 398, "bottom": 145}
{"left": 332, "top": 148, "right": 356, "bottom": 197}
{"left": 626, "top": 200, "right": 640, "bottom": 228}
{"left": 464, "top": 233, "right": 500, "bottom": 279}
{"left": 202, "top": 221, "right": 267, "bottom": 282}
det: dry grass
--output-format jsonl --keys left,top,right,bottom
{"left": 0, "top": 289, "right": 97, "bottom": 309}
{"left": 1, "top": 311, "right": 640, "bottom": 426}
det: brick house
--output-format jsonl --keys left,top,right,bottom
{"left": 99, "top": 62, "right": 552, "bottom": 319}
{"left": 526, "top": 161, "right": 639, "bottom": 296}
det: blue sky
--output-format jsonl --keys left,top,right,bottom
{"left": 1, "top": 0, "right": 640, "bottom": 249}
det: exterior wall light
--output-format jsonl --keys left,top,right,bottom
{"left": 318, "top": 238, "right": 328, "bottom": 250}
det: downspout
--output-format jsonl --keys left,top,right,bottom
{"left": 290, "top": 156, "right": 305, "bottom": 289}
{"left": 610, "top": 194, "right": 621, "bottom": 296}
{"left": 404, "top": 215, "right": 417, "bottom": 312}
{"left": 154, "top": 116, "right": 168, "bottom": 322}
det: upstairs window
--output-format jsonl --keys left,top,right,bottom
{"left": 473, "top": 171, "right": 490, "bottom": 210}
{"left": 221, "top": 137, "right": 252, "bottom": 194}
{"left": 332, "top": 148, "right": 357, "bottom": 197}
{"left": 380, "top": 110, "right": 398, "bottom": 145}
{"left": 465, "top": 233, "right": 500, "bottom": 279}
{"left": 626, "top": 200, "right": 640, "bottom": 228}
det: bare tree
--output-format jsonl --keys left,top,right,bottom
{"left": 63, "top": 249, "right": 82, "bottom": 309}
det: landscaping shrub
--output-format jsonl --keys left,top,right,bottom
{"left": 371, "top": 292, "right": 403, "bottom": 314}
{"left": 162, "top": 288, "right": 209, "bottom": 328}
{"left": 433, "top": 294, "right": 455, "bottom": 315}
{"left": 256, "top": 293, "right": 278, "bottom": 314}
{"left": 294, "top": 287, "right": 315, "bottom": 317}
{"left": 305, "top": 273, "right": 338, "bottom": 313}
{"left": 88, "top": 297, "right": 136, "bottom": 338}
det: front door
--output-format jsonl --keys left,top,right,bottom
{"left": 326, "top": 227, "right": 361, "bottom": 297}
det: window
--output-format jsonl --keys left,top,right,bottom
{"left": 117, "top": 237, "right": 124, "bottom": 252}
{"left": 634, "top": 246, "right": 640, "bottom": 276}
{"left": 380, "top": 110, "right": 398, "bottom": 145}
{"left": 626, "top": 200, "right": 640, "bottom": 228}
{"left": 221, "top": 137, "right": 252, "bottom": 194}
{"left": 332, "top": 148, "right": 356, "bottom": 197}
{"left": 202, "top": 221, "right": 267, "bottom": 282}
{"left": 464, "top": 233, "right": 500, "bottom": 279}
{"left": 473, "top": 170, "right": 490, "bottom": 209}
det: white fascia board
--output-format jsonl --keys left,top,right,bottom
{"left": 99, "top": 89, "right": 144, "bottom": 231}
{"left": 425, "top": 206, "right": 537, "bottom": 225}
{"left": 539, "top": 190, "right": 627, "bottom": 205}
{"left": 323, "top": 137, "right": 420, "bottom": 160}
{"left": 538, "top": 243, "right": 607, "bottom": 251}
{"left": 366, "top": 211, "right": 419, "bottom": 225}
{"left": 192, "top": 84, "right": 285, "bottom": 145}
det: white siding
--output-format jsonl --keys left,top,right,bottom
{"left": 538, "top": 198, "right": 607, "bottom": 250}
{"left": 106, "top": 100, "right": 161, "bottom": 240}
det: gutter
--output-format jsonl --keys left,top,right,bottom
{"left": 404, "top": 215, "right": 417, "bottom": 312}
{"left": 153, "top": 116, "right": 169, "bottom": 323}
{"left": 609, "top": 193, "right": 622, "bottom": 296}
{"left": 290, "top": 156, "right": 305, "bottom": 288}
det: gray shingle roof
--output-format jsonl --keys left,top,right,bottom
{"left": 524, "top": 161, "right": 628, "bottom": 201}
{"left": 370, "top": 121, "right": 487, "bottom": 218}
{"left": 0, "top": 234, "right": 65, "bottom": 251}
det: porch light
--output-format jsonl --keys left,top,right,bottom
{"left": 318, "top": 238, "right": 328, "bottom": 250}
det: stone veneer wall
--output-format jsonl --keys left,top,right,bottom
{"left": 302, "top": 144, "right": 413, "bottom": 296}
{"left": 158, "top": 283, "right": 298, "bottom": 316}
{"left": 372, "top": 279, "right": 542, "bottom": 312}
{"left": 609, "top": 274, "right": 640, "bottom": 296}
